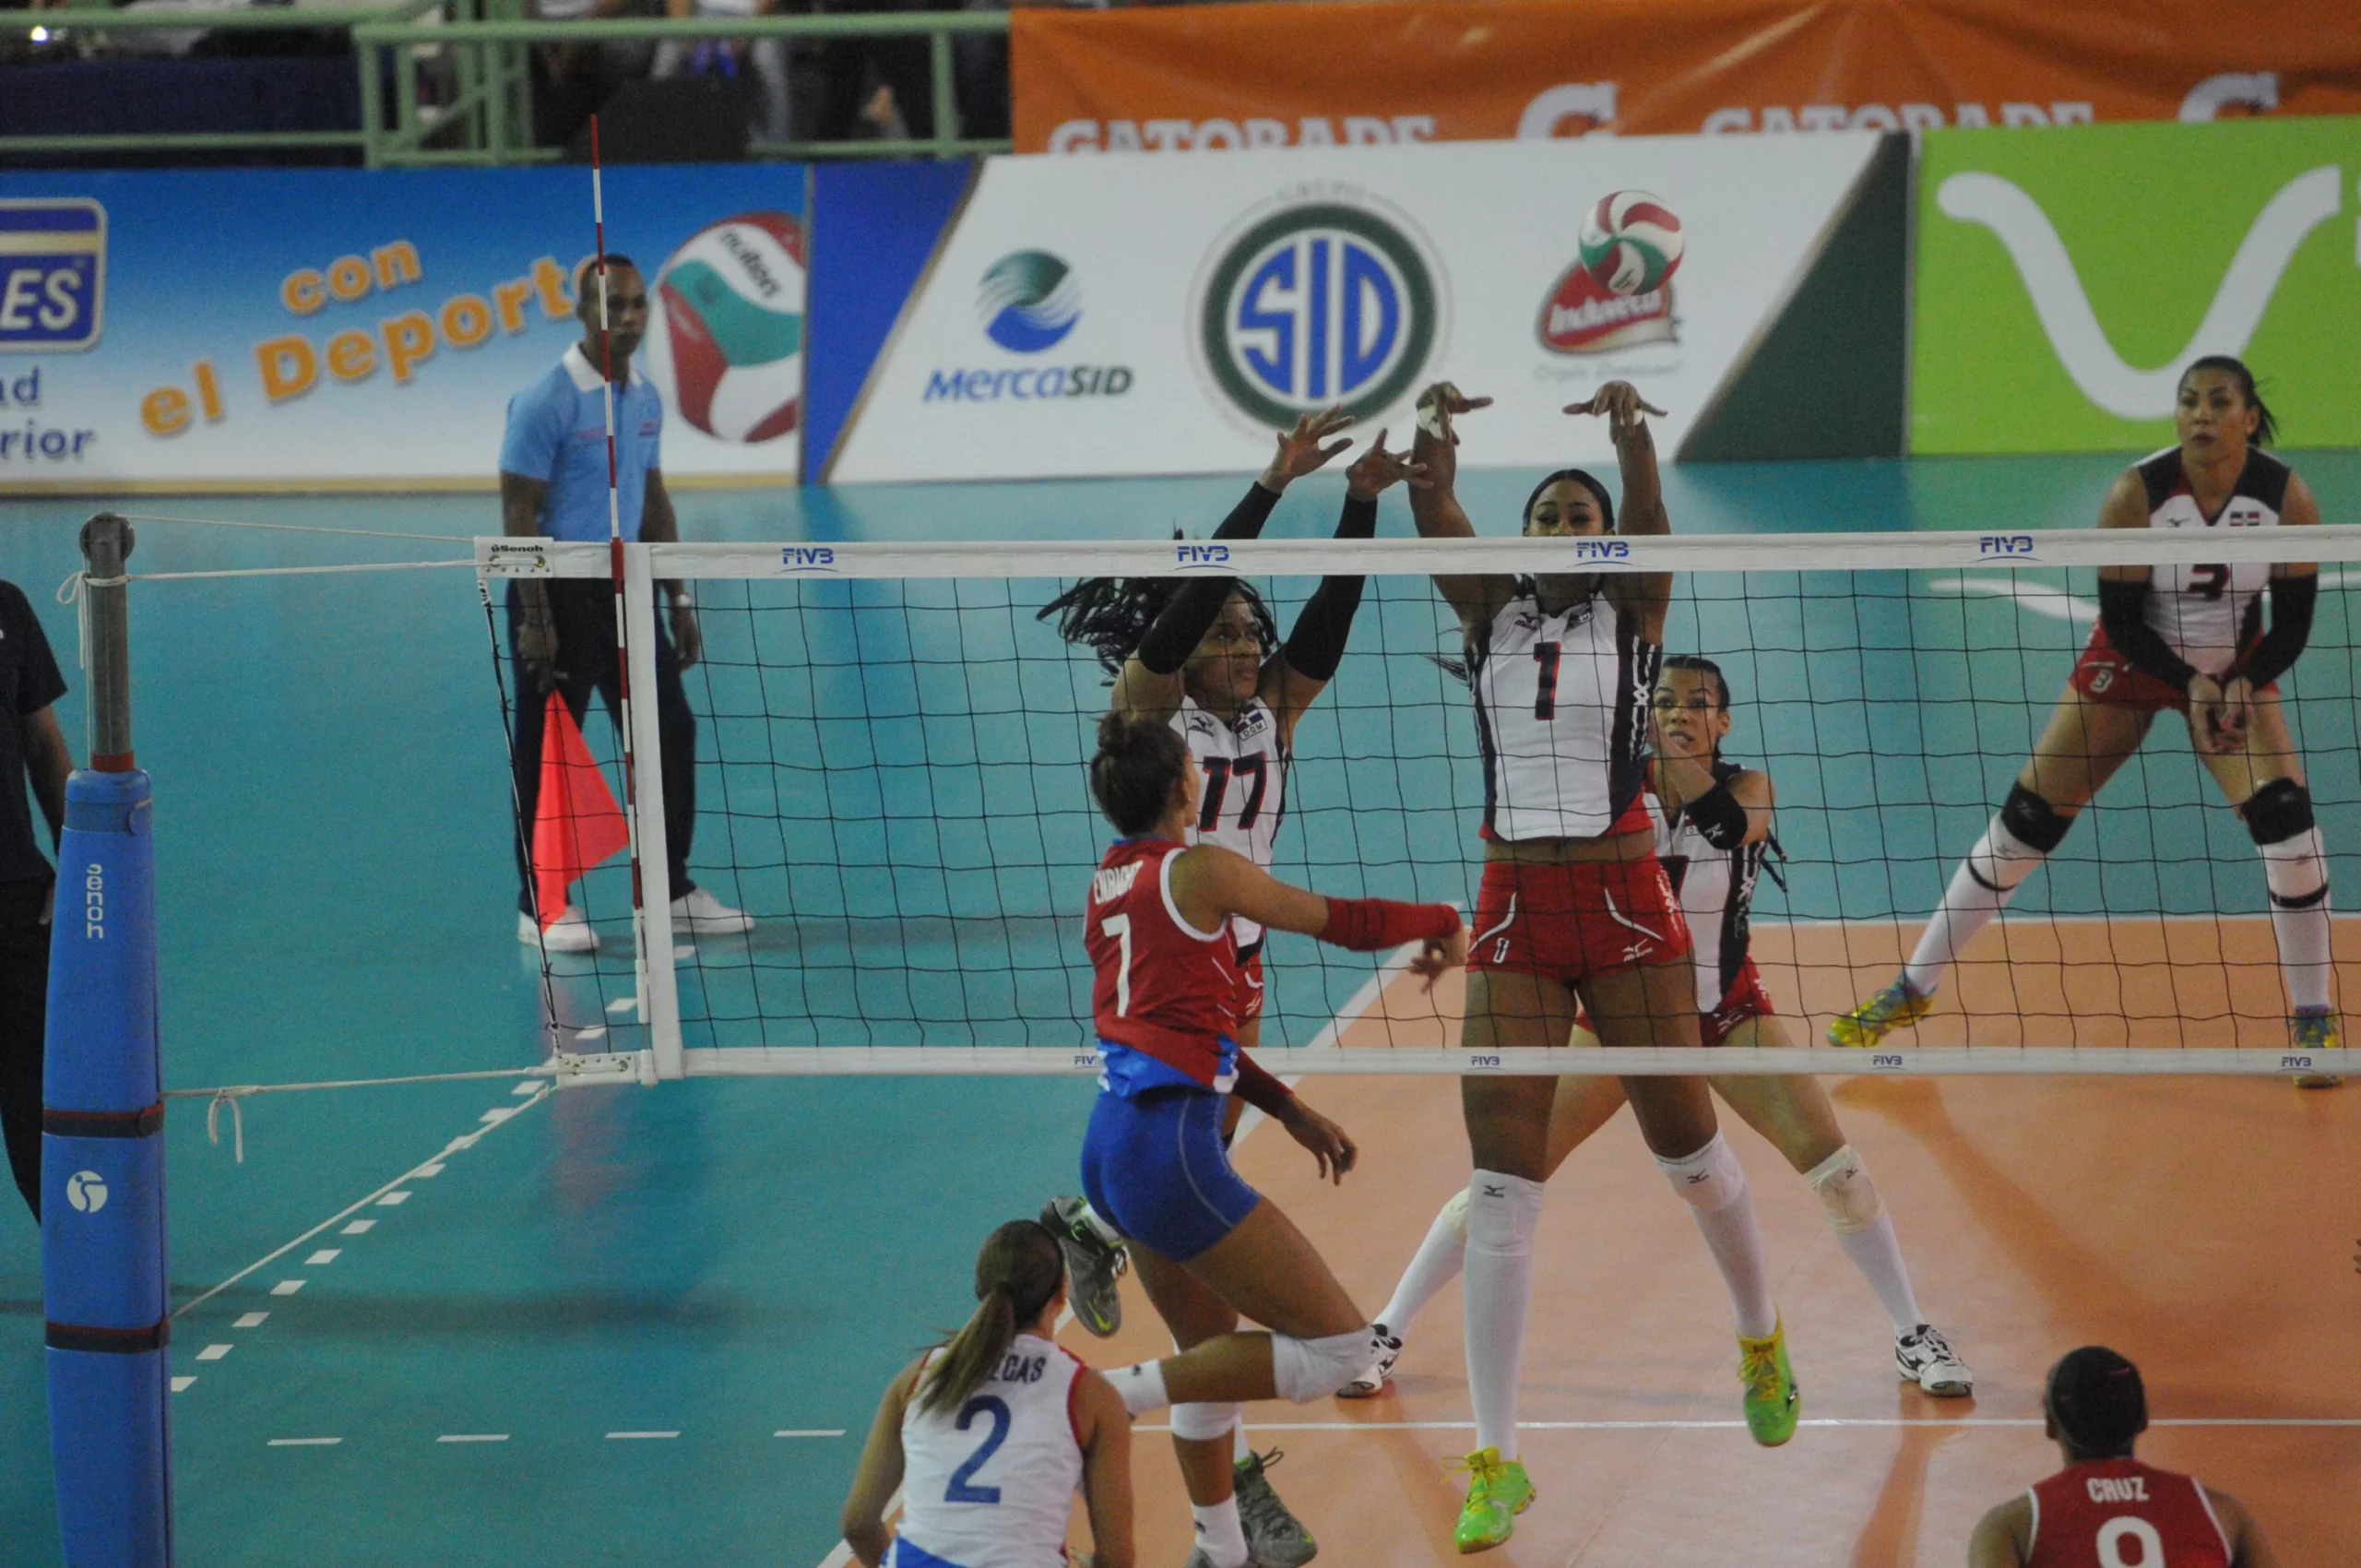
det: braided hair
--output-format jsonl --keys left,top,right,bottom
{"left": 1038, "top": 549, "right": 1277, "bottom": 682}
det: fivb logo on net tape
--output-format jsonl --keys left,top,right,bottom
{"left": 1192, "top": 191, "right": 1443, "bottom": 430}
{"left": 0, "top": 199, "right": 104, "bottom": 352}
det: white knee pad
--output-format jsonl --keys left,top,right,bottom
{"left": 1169, "top": 1401, "right": 1243, "bottom": 1442}
{"left": 2260, "top": 827, "right": 2330, "bottom": 906}
{"left": 1465, "top": 1170, "right": 1546, "bottom": 1254}
{"left": 1270, "top": 1326, "right": 1381, "bottom": 1403}
{"left": 1804, "top": 1144, "right": 1884, "bottom": 1236}
{"left": 1657, "top": 1133, "right": 1747, "bottom": 1215}
{"left": 1441, "top": 1186, "right": 1472, "bottom": 1243}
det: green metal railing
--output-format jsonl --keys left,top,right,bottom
{"left": 0, "top": 4, "right": 1011, "bottom": 166}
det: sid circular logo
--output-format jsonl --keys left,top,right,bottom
{"left": 1198, "top": 203, "right": 1438, "bottom": 426}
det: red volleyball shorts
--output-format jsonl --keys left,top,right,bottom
{"left": 1468, "top": 853, "right": 1693, "bottom": 985}
{"left": 1700, "top": 958, "right": 1777, "bottom": 1047}
{"left": 2069, "top": 624, "right": 2272, "bottom": 714}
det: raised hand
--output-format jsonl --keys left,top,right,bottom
{"left": 1261, "top": 405, "right": 1357, "bottom": 490}
{"left": 1344, "top": 429, "right": 1430, "bottom": 500}
{"left": 1565, "top": 381, "right": 1667, "bottom": 441}
{"left": 1415, "top": 381, "right": 1493, "bottom": 447}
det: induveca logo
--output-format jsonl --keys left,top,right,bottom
{"left": 1195, "top": 198, "right": 1440, "bottom": 426}
{"left": 924, "top": 249, "right": 1132, "bottom": 405}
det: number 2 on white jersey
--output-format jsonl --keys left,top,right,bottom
{"left": 1102, "top": 914, "right": 1133, "bottom": 1016}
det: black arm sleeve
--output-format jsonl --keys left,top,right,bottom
{"left": 1279, "top": 495, "right": 1377, "bottom": 683}
{"left": 2096, "top": 576, "right": 2197, "bottom": 691}
{"left": 1680, "top": 780, "right": 1750, "bottom": 850}
{"left": 2233, "top": 574, "right": 2318, "bottom": 689}
{"left": 1134, "top": 481, "right": 1281, "bottom": 674}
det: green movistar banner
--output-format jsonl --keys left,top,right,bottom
{"left": 1912, "top": 116, "right": 2360, "bottom": 454}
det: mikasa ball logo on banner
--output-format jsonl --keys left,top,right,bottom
{"left": 1192, "top": 193, "right": 1443, "bottom": 429}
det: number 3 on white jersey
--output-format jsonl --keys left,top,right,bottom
{"left": 1102, "top": 914, "right": 1132, "bottom": 1015}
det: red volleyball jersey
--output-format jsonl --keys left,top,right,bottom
{"left": 1085, "top": 838, "right": 1240, "bottom": 1087}
{"left": 2027, "top": 1459, "right": 2231, "bottom": 1568}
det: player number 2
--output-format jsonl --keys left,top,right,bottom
{"left": 2186, "top": 563, "right": 2229, "bottom": 600}
{"left": 1533, "top": 641, "right": 1561, "bottom": 720}
{"left": 1102, "top": 914, "right": 1132, "bottom": 1016}
{"left": 2095, "top": 1515, "right": 2165, "bottom": 1568}
{"left": 943, "top": 1394, "right": 1012, "bottom": 1504}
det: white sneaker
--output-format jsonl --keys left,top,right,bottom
{"left": 519, "top": 907, "right": 599, "bottom": 954}
{"left": 1896, "top": 1324, "right": 1973, "bottom": 1397}
{"left": 670, "top": 886, "right": 753, "bottom": 935}
{"left": 1335, "top": 1324, "right": 1402, "bottom": 1399}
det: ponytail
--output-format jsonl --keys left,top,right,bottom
{"left": 916, "top": 1219, "right": 1065, "bottom": 1417}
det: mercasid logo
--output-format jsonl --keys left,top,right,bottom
{"left": 1195, "top": 199, "right": 1441, "bottom": 427}
{"left": 979, "top": 251, "right": 1081, "bottom": 353}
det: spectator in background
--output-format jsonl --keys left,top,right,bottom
{"left": 651, "top": 0, "right": 794, "bottom": 146}
{"left": 528, "top": 0, "right": 632, "bottom": 149}
{"left": 0, "top": 576, "right": 72, "bottom": 1224}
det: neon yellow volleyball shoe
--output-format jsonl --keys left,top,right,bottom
{"left": 1827, "top": 976, "right": 1935, "bottom": 1049}
{"left": 2290, "top": 1006, "right": 2343, "bottom": 1088}
{"left": 1738, "top": 1318, "right": 1800, "bottom": 1447}
{"left": 1450, "top": 1445, "right": 1536, "bottom": 1554}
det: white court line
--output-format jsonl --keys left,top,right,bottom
{"left": 267, "top": 1437, "right": 341, "bottom": 1447}
{"left": 174, "top": 1083, "right": 552, "bottom": 1320}
{"left": 413, "top": 1163, "right": 445, "bottom": 1178}
{"left": 304, "top": 1250, "right": 340, "bottom": 1265}
{"left": 340, "top": 1220, "right": 375, "bottom": 1236}
{"left": 811, "top": 950, "right": 1412, "bottom": 1568}
{"left": 776, "top": 1430, "right": 848, "bottom": 1439}
{"left": 437, "top": 1433, "right": 511, "bottom": 1443}
{"left": 233, "top": 1313, "right": 268, "bottom": 1329}
{"left": 377, "top": 1191, "right": 414, "bottom": 1205}
{"left": 196, "top": 1345, "right": 232, "bottom": 1362}
{"left": 607, "top": 1431, "right": 681, "bottom": 1441}
{"left": 607, "top": 996, "right": 637, "bottom": 1015}
{"left": 269, "top": 1280, "right": 305, "bottom": 1297}
{"left": 171, "top": 1377, "right": 196, "bottom": 1394}
{"left": 1135, "top": 1418, "right": 2361, "bottom": 1432}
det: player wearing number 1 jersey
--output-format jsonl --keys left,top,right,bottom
{"left": 1833, "top": 358, "right": 2342, "bottom": 1084}
{"left": 840, "top": 1219, "right": 1133, "bottom": 1568}
{"left": 1968, "top": 1347, "right": 2277, "bottom": 1568}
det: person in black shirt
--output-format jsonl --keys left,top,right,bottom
{"left": 0, "top": 578, "right": 72, "bottom": 1221}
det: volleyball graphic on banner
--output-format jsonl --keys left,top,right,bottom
{"left": 1579, "top": 191, "right": 1684, "bottom": 297}
{"left": 648, "top": 211, "right": 807, "bottom": 444}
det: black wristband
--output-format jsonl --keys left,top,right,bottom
{"left": 2096, "top": 576, "right": 2198, "bottom": 690}
{"left": 1681, "top": 780, "right": 1750, "bottom": 850}
{"left": 2233, "top": 574, "right": 2317, "bottom": 689}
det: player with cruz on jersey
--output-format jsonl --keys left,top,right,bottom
{"left": 1037, "top": 410, "right": 1425, "bottom": 1566}
{"left": 1968, "top": 1346, "right": 2278, "bottom": 1568}
{"left": 1341, "top": 656, "right": 1972, "bottom": 1402}
{"left": 1833, "top": 358, "right": 2342, "bottom": 1085}
{"left": 1411, "top": 379, "right": 1800, "bottom": 1553}
{"left": 840, "top": 1219, "right": 1133, "bottom": 1568}
{"left": 1079, "top": 711, "right": 1465, "bottom": 1568}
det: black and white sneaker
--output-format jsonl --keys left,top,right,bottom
{"left": 1040, "top": 1196, "right": 1127, "bottom": 1338}
{"left": 1896, "top": 1324, "right": 1974, "bottom": 1397}
{"left": 1234, "top": 1447, "right": 1317, "bottom": 1566}
{"left": 1335, "top": 1324, "right": 1402, "bottom": 1399}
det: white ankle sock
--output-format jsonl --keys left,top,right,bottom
{"left": 1463, "top": 1170, "right": 1545, "bottom": 1461}
{"left": 1191, "top": 1498, "right": 1249, "bottom": 1568}
{"left": 1903, "top": 818, "right": 2046, "bottom": 996}
{"left": 1834, "top": 1212, "right": 1925, "bottom": 1335}
{"left": 1232, "top": 1422, "right": 1251, "bottom": 1463}
{"left": 1657, "top": 1135, "right": 1777, "bottom": 1340}
{"left": 1378, "top": 1193, "right": 1470, "bottom": 1336}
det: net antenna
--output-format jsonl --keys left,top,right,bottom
{"left": 585, "top": 120, "right": 682, "bottom": 1084}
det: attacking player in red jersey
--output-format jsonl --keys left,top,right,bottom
{"left": 1969, "top": 1347, "right": 2278, "bottom": 1568}
{"left": 1077, "top": 712, "right": 1465, "bottom": 1568}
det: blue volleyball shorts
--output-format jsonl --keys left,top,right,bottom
{"left": 1078, "top": 1079, "right": 1263, "bottom": 1264}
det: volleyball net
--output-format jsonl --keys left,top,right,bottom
{"left": 480, "top": 524, "right": 2361, "bottom": 1080}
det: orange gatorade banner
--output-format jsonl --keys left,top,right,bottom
{"left": 1013, "top": 0, "right": 2361, "bottom": 153}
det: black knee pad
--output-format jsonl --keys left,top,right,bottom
{"left": 1999, "top": 782, "right": 2073, "bottom": 853}
{"left": 2243, "top": 778, "right": 2315, "bottom": 846}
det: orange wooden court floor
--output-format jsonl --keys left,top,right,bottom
{"left": 1056, "top": 939, "right": 2361, "bottom": 1565}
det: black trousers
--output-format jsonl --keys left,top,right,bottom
{"left": 507, "top": 580, "right": 697, "bottom": 913}
{"left": 0, "top": 875, "right": 52, "bottom": 1222}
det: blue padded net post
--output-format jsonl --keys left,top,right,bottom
{"left": 43, "top": 514, "right": 174, "bottom": 1565}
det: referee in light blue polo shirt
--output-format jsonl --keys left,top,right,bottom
{"left": 500, "top": 253, "right": 749, "bottom": 953}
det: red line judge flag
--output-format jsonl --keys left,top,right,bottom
{"left": 532, "top": 691, "right": 631, "bottom": 927}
